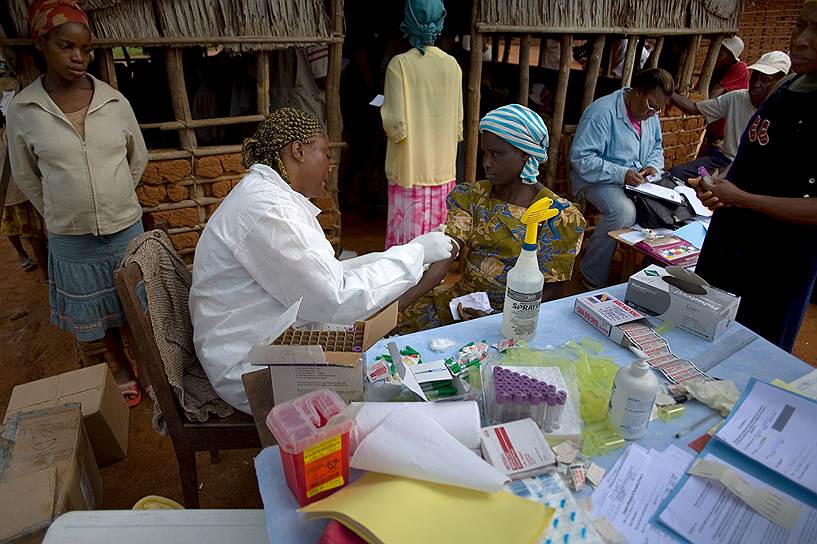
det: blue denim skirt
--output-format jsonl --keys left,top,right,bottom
{"left": 48, "top": 221, "right": 143, "bottom": 341}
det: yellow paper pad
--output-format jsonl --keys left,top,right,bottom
{"left": 300, "top": 472, "right": 552, "bottom": 544}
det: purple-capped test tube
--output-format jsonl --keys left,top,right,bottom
{"left": 529, "top": 391, "right": 545, "bottom": 428}
{"left": 544, "top": 393, "right": 558, "bottom": 432}
{"left": 552, "top": 390, "right": 567, "bottom": 429}
{"left": 495, "top": 390, "right": 511, "bottom": 424}
{"left": 512, "top": 390, "right": 527, "bottom": 422}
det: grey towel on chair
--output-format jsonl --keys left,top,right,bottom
{"left": 121, "top": 230, "right": 234, "bottom": 434}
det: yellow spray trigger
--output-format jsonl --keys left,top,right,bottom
{"left": 521, "top": 197, "right": 559, "bottom": 245}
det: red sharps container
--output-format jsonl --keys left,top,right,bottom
{"left": 266, "top": 389, "right": 353, "bottom": 506}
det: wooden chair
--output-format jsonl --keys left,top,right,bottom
{"left": 114, "top": 260, "right": 261, "bottom": 508}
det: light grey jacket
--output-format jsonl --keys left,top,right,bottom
{"left": 6, "top": 75, "right": 147, "bottom": 235}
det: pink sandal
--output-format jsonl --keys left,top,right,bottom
{"left": 118, "top": 380, "right": 142, "bottom": 408}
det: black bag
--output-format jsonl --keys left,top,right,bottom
{"left": 626, "top": 173, "right": 696, "bottom": 229}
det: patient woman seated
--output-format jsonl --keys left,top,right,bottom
{"left": 398, "top": 104, "right": 586, "bottom": 333}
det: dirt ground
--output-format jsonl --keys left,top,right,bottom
{"left": 1, "top": 211, "right": 815, "bottom": 510}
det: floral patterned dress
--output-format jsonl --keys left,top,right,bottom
{"left": 399, "top": 180, "right": 586, "bottom": 333}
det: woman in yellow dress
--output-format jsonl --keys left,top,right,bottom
{"left": 399, "top": 104, "right": 586, "bottom": 333}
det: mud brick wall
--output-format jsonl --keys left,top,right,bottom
{"left": 740, "top": 0, "right": 802, "bottom": 65}
{"left": 137, "top": 154, "right": 341, "bottom": 262}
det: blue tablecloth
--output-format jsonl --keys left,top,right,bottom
{"left": 254, "top": 284, "right": 812, "bottom": 543}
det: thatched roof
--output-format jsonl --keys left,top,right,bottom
{"left": 7, "top": 0, "right": 334, "bottom": 51}
{"left": 477, "top": 0, "right": 743, "bottom": 33}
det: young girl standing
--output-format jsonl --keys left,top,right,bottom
{"left": 6, "top": 0, "right": 148, "bottom": 405}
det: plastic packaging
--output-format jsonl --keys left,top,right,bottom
{"left": 500, "top": 198, "right": 557, "bottom": 340}
{"left": 266, "top": 389, "right": 354, "bottom": 506}
{"left": 608, "top": 359, "right": 659, "bottom": 439}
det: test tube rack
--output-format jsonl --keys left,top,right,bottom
{"left": 273, "top": 327, "right": 365, "bottom": 353}
{"left": 487, "top": 366, "right": 567, "bottom": 432}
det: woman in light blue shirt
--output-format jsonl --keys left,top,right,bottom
{"left": 569, "top": 68, "right": 674, "bottom": 288}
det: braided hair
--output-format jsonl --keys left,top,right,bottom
{"left": 241, "top": 107, "right": 324, "bottom": 183}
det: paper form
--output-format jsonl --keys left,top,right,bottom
{"left": 625, "top": 182, "right": 684, "bottom": 204}
{"left": 716, "top": 381, "right": 817, "bottom": 494}
{"left": 658, "top": 453, "right": 817, "bottom": 544}
{"left": 787, "top": 369, "right": 817, "bottom": 400}
{"left": 590, "top": 444, "right": 693, "bottom": 544}
{"left": 675, "top": 186, "right": 713, "bottom": 217}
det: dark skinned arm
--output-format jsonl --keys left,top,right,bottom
{"left": 669, "top": 92, "right": 700, "bottom": 116}
{"left": 542, "top": 281, "right": 567, "bottom": 302}
{"left": 689, "top": 177, "right": 817, "bottom": 225}
{"left": 395, "top": 239, "right": 461, "bottom": 312}
{"left": 710, "top": 84, "right": 726, "bottom": 99}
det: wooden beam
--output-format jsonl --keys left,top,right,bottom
{"left": 502, "top": 34, "right": 512, "bottom": 63}
{"left": 538, "top": 37, "right": 547, "bottom": 67}
{"left": 0, "top": 36, "right": 345, "bottom": 47}
{"left": 581, "top": 34, "right": 605, "bottom": 111}
{"left": 99, "top": 48, "right": 118, "bottom": 89}
{"left": 517, "top": 34, "right": 531, "bottom": 105}
{"left": 680, "top": 35, "right": 701, "bottom": 94}
{"left": 256, "top": 51, "right": 270, "bottom": 115}
{"left": 621, "top": 36, "right": 640, "bottom": 88}
{"left": 326, "top": 0, "right": 343, "bottom": 142}
{"left": 647, "top": 36, "right": 664, "bottom": 69}
{"left": 491, "top": 35, "right": 499, "bottom": 63}
{"left": 164, "top": 48, "right": 196, "bottom": 150}
{"left": 141, "top": 114, "right": 265, "bottom": 131}
{"left": 696, "top": 35, "right": 725, "bottom": 98}
{"left": 545, "top": 34, "right": 572, "bottom": 189}
{"left": 464, "top": 15, "right": 484, "bottom": 183}
{"left": 475, "top": 24, "right": 738, "bottom": 36}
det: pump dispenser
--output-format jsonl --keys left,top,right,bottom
{"left": 607, "top": 358, "right": 659, "bottom": 439}
{"left": 500, "top": 197, "right": 559, "bottom": 340}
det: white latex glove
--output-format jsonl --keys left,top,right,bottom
{"left": 410, "top": 231, "right": 455, "bottom": 265}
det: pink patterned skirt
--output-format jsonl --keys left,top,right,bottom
{"left": 385, "top": 180, "right": 456, "bottom": 249}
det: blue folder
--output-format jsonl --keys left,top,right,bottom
{"left": 651, "top": 378, "right": 817, "bottom": 543}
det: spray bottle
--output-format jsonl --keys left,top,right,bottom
{"left": 500, "top": 198, "right": 559, "bottom": 340}
{"left": 608, "top": 358, "right": 659, "bottom": 439}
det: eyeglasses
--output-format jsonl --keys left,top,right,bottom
{"left": 643, "top": 95, "right": 661, "bottom": 116}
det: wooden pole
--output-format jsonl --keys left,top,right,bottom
{"left": 696, "top": 35, "right": 725, "bottom": 98}
{"left": 164, "top": 48, "right": 196, "bottom": 150}
{"left": 326, "top": 0, "right": 343, "bottom": 143}
{"left": 680, "top": 35, "right": 701, "bottom": 94}
{"left": 621, "top": 36, "right": 640, "bottom": 88}
{"left": 545, "top": 34, "right": 573, "bottom": 189}
{"left": 538, "top": 37, "right": 547, "bottom": 67}
{"left": 464, "top": 10, "right": 484, "bottom": 183}
{"left": 0, "top": 36, "right": 345, "bottom": 47}
{"left": 647, "top": 36, "right": 664, "bottom": 69}
{"left": 256, "top": 51, "right": 270, "bottom": 115}
{"left": 475, "top": 24, "right": 738, "bottom": 36}
{"left": 491, "top": 35, "right": 499, "bottom": 63}
{"left": 518, "top": 34, "right": 531, "bottom": 105}
{"left": 502, "top": 34, "right": 512, "bottom": 63}
{"left": 99, "top": 48, "right": 118, "bottom": 89}
{"left": 581, "top": 34, "right": 605, "bottom": 111}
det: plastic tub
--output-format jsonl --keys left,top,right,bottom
{"left": 266, "top": 389, "right": 354, "bottom": 506}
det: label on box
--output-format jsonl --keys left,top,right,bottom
{"left": 303, "top": 435, "right": 345, "bottom": 498}
{"left": 480, "top": 419, "right": 556, "bottom": 477}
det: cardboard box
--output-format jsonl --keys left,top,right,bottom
{"left": 574, "top": 292, "right": 650, "bottom": 346}
{"left": 625, "top": 265, "right": 741, "bottom": 342}
{"left": 248, "top": 300, "right": 398, "bottom": 405}
{"left": 0, "top": 405, "right": 102, "bottom": 543}
{"left": 3, "top": 364, "right": 129, "bottom": 466}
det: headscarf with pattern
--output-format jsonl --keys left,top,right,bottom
{"left": 28, "top": 0, "right": 89, "bottom": 40}
{"left": 400, "top": 0, "right": 446, "bottom": 55}
{"left": 241, "top": 107, "right": 324, "bottom": 184}
{"left": 479, "top": 104, "right": 550, "bottom": 185}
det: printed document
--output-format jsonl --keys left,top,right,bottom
{"left": 716, "top": 381, "right": 817, "bottom": 494}
{"left": 658, "top": 453, "right": 817, "bottom": 544}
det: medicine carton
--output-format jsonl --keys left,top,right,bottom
{"left": 480, "top": 418, "right": 556, "bottom": 480}
{"left": 625, "top": 265, "right": 740, "bottom": 341}
{"left": 248, "top": 299, "right": 398, "bottom": 405}
{"left": 266, "top": 389, "right": 353, "bottom": 506}
{"left": 573, "top": 292, "right": 650, "bottom": 346}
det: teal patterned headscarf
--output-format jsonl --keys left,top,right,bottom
{"left": 400, "top": 0, "right": 446, "bottom": 55}
{"left": 479, "top": 104, "right": 550, "bottom": 185}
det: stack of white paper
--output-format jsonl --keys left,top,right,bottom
{"left": 590, "top": 444, "right": 694, "bottom": 544}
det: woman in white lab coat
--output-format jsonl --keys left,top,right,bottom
{"left": 189, "top": 107, "right": 454, "bottom": 413}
